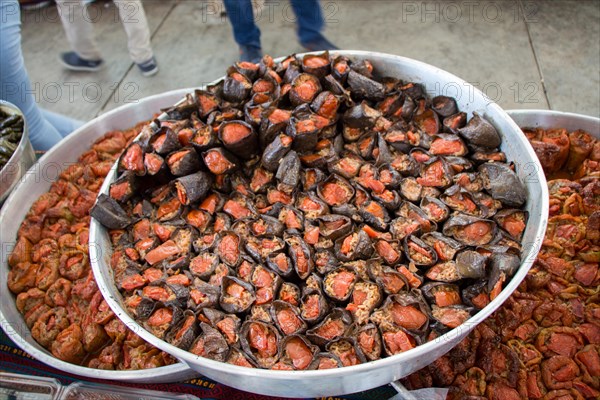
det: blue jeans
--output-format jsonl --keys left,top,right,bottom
{"left": 1, "top": 0, "right": 82, "bottom": 151}
{"left": 222, "top": 0, "right": 324, "bottom": 49}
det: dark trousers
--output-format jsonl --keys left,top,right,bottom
{"left": 222, "top": 0, "right": 324, "bottom": 48}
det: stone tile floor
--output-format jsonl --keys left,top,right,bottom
{"left": 19, "top": 0, "right": 600, "bottom": 121}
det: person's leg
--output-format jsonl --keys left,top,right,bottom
{"left": 40, "top": 109, "right": 83, "bottom": 137}
{"left": 290, "top": 0, "right": 337, "bottom": 50}
{"left": 0, "top": 0, "right": 72, "bottom": 150}
{"left": 55, "top": 0, "right": 103, "bottom": 61}
{"left": 113, "top": 0, "right": 153, "bottom": 64}
{"left": 222, "top": 0, "right": 261, "bottom": 49}
{"left": 290, "top": 0, "right": 323, "bottom": 44}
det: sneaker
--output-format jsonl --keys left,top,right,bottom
{"left": 301, "top": 34, "right": 339, "bottom": 52}
{"left": 137, "top": 56, "right": 159, "bottom": 77}
{"left": 239, "top": 45, "right": 263, "bottom": 64}
{"left": 20, "top": 0, "right": 53, "bottom": 11}
{"left": 59, "top": 52, "right": 103, "bottom": 72}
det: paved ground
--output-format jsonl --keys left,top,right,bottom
{"left": 19, "top": 0, "right": 600, "bottom": 122}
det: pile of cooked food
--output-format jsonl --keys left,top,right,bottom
{"left": 403, "top": 126, "right": 599, "bottom": 400}
{"left": 0, "top": 109, "right": 24, "bottom": 170}
{"left": 7, "top": 123, "right": 175, "bottom": 369}
{"left": 92, "top": 52, "right": 530, "bottom": 370}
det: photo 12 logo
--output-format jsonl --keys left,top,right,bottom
{"left": 1, "top": 81, "right": 139, "bottom": 105}
{"left": 16, "top": 0, "right": 143, "bottom": 24}
{"left": 198, "top": 0, "right": 339, "bottom": 24}
{"left": 399, "top": 1, "right": 539, "bottom": 23}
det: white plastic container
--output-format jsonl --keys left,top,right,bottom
{"left": 0, "top": 372, "right": 62, "bottom": 400}
{"left": 59, "top": 382, "right": 200, "bottom": 400}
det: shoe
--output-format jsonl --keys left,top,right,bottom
{"left": 239, "top": 45, "right": 263, "bottom": 64}
{"left": 59, "top": 52, "right": 103, "bottom": 72}
{"left": 137, "top": 57, "right": 159, "bottom": 77}
{"left": 20, "top": 0, "right": 53, "bottom": 11}
{"left": 301, "top": 34, "right": 339, "bottom": 52}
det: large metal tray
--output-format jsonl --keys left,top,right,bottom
{"left": 507, "top": 109, "right": 600, "bottom": 136}
{"left": 0, "top": 89, "right": 198, "bottom": 383}
{"left": 89, "top": 51, "right": 549, "bottom": 397}
{"left": 0, "top": 100, "right": 36, "bottom": 205}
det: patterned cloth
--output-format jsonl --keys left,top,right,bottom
{"left": 0, "top": 329, "right": 396, "bottom": 400}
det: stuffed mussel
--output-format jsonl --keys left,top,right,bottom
{"left": 94, "top": 52, "right": 530, "bottom": 371}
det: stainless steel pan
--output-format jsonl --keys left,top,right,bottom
{"left": 89, "top": 51, "right": 549, "bottom": 396}
{"left": 0, "top": 89, "right": 198, "bottom": 383}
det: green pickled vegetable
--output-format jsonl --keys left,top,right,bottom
{"left": 0, "top": 112, "right": 24, "bottom": 170}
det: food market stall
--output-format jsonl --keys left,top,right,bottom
{"left": 0, "top": 50, "right": 598, "bottom": 400}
